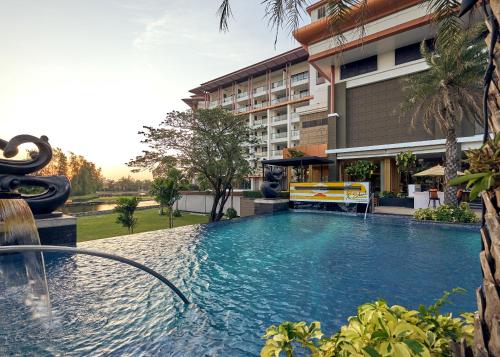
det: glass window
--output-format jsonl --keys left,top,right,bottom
{"left": 340, "top": 56, "right": 377, "bottom": 80}
{"left": 395, "top": 39, "right": 435, "bottom": 65}
{"left": 317, "top": 6, "right": 326, "bottom": 19}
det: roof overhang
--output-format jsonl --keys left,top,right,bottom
{"left": 189, "top": 47, "right": 308, "bottom": 94}
{"left": 262, "top": 156, "right": 335, "bottom": 167}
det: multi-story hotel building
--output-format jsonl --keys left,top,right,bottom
{"left": 184, "top": 0, "right": 483, "bottom": 192}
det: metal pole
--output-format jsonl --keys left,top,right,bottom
{"left": 0, "top": 245, "right": 190, "bottom": 304}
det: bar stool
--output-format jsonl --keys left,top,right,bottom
{"left": 428, "top": 189, "right": 441, "bottom": 208}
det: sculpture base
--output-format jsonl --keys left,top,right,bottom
{"left": 36, "top": 213, "right": 77, "bottom": 246}
{"left": 254, "top": 199, "right": 289, "bottom": 215}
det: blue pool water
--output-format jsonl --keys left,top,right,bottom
{"left": 0, "top": 212, "right": 480, "bottom": 356}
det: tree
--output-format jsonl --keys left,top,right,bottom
{"left": 395, "top": 151, "right": 417, "bottom": 194}
{"left": 345, "top": 160, "right": 375, "bottom": 181}
{"left": 150, "top": 168, "right": 185, "bottom": 228}
{"left": 401, "top": 25, "right": 486, "bottom": 206}
{"left": 129, "top": 108, "right": 256, "bottom": 222}
{"left": 115, "top": 197, "right": 139, "bottom": 234}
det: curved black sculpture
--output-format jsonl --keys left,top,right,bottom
{"left": 0, "top": 135, "right": 70, "bottom": 215}
{"left": 261, "top": 167, "right": 283, "bottom": 199}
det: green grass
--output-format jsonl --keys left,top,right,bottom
{"left": 77, "top": 208, "right": 209, "bottom": 242}
{"left": 70, "top": 194, "right": 154, "bottom": 204}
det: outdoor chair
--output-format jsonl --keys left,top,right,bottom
{"left": 428, "top": 189, "right": 441, "bottom": 208}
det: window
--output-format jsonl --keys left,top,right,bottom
{"left": 302, "top": 118, "right": 328, "bottom": 128}
{"left": 340, "top": 55, "right": 377, "bottom": 80}
{"left": 395, "top": 39, "right": 435, "bottom": 65}
{"left": 317, "top": 6, "right": 326, "bottom": 19}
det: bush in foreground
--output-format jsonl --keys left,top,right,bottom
{"left": 261, "top": 289, "right": 473, "bottom": 357}
{"left": 413, "top": 203, "right": 478, "bottom": 223}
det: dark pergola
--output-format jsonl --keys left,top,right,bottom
{"left": 261, "top": 156, "right": 334, "bottom": 183}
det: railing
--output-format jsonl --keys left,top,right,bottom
{"left": 253, "top": 86, "right": 267, "bottom": 95}
{"left": 291, "top": 91, "right": 310, "bottom": 100}
{"left": 256, "top": 136, "right": 268, "bottom": 143}
{"left": 221, "top": 97, "right": 233, "bottom": 105}
{"left": 209, "top": 101, "right": 218, "bottom": 108}
{"left": 271, "top": 150, "right": 283, "bottom": 157}
{"left": 253, "top": 101, "right": 269, "bottom": 109}
{"left": 253, "top": 119, "right": 267, "bottom": 126}
{"left": 272, "top": 114, "right": 288, "bottom": 123}
{"left": 291, "top": 71, "right": 309, "bottom": 84}
{"left": 271, "top": 79, "right": 285, "bottom": 89}
{"left": 255, "top": 152, "right": 268, "bottom": 158}
{"left": 291, "top": 112, "right": 300, "bottom": 121}
{"left": 271, "top": 132, "right": 287, "bottom": 140}
{"left": 291, "top": 130, "right": 300, "bottom": 138}
{"left": 236, "top": 92, "right": 248, "bottom": 99}
{"left": 271, "top": 96, "right": 287, "bottom": 105}
{"left": 235, "top": 106, "right": 249, "bottom": 113}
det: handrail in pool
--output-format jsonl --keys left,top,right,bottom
{"left": 0, "top": 245, "right": 190, "bottom": 304}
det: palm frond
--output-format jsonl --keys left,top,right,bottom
{"left": 217, "top": 0, "right": 232, "bottom": 32}
{"left": 263, "top": 0, "right": 308, "bottom": 46}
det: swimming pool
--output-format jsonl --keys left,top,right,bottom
{"left": 0, "top": 212, "right": 480, "bottom": 356}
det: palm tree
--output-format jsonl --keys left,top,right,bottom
{"left": 401, "top": 25, "right": 486, "bottom": 206}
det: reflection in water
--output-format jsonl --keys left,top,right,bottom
{"left": 0, "top": 199, "right": 52, "bottom": 323}
{"left": 61, "top": 200, "right": 157, "bottom": 215}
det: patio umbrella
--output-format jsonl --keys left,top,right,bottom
{"left": 413, "top": 165, "right": 464, "bottom": 177}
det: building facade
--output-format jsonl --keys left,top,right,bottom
{"left": 184, "top": 0, "right": 483, "bottom": 192}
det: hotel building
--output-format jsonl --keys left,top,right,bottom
{"left": 183, "top": 0, "right": 483, "bottom": 192}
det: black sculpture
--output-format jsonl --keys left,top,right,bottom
{"left": 0, "top": 135, "right": 70, "bottom": 215}
{"left": 261, "top": 167, "right": 283, "bottom": 198}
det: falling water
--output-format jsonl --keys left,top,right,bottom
{"left": 0, "top": 199, "right": 52, "bottom": 323}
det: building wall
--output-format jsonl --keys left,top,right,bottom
{"left": 299, "top": 111, "right": 329, "bottom": 145}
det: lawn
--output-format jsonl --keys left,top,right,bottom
{"left": 77, "top": 208, "right": 209, "bottom": 242}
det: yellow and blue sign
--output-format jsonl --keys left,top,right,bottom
{"left": 289, "top": 182, "right": 370, "bottom": 203}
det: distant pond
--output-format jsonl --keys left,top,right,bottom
{"left": 61, "top": 200, "right": 157, "bottom": 215}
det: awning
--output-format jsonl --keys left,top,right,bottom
{"left": 262, "top": 156, "right": 334, "bottom": 167}
{"left": 413, "top": 165, "right": 464, "bottom": 177}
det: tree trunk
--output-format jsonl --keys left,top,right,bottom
{"left": 209, "top": 191, "right": 221, "bottom": 222}
{"left": 444, "top": 127, "right": 459, "bottom": 207}
{"left": 216, "top": 187, "right": 232, "bottom": 221}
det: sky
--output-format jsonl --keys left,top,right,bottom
{"left": 0, "top": 0, "right": 306, "bottom": 179}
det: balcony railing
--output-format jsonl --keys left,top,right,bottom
{"left": 255, "top": 151, "right": 268, "bottom": 158}
{"left": 271, "top": 79, "right": 285, "bottom": 89}
{"left": 271, "top": 150, "right": 283, "bottom": 157}
{"left": 291, "top": 71, "right": 309, "bottom": 84}
{"left": 235, "top": 106, "right": 249, "bottom": 113}
{"left": 253, "top": 101, "right": 269, "bottom": 109}
{"left": 237, "top": 92, "right": 248, "bottom": 100}
{"left": 271, "top": 132, "right": 287, "bottom": 140}
{"left": 209, "top": 101, "right": 218, "bottom": 108}
{"left": 291, "top": 130, "right": 300, "bottom": 139}
{"left": 291, "top": 91, "right": 310, "bottom": 100}
{"left": 222, "top": 97, "right": 233, "bottom": 105}
{"left": 271, "top": 96, "right": 287, "bottom": 105}
{"left": 253, "top": 86, "right": 268, "bottom": 96}
{"left": 256, "top": 136, "right": 268, "bottom": 143}
{"left": 272, "top": 114, "right": 287, "bottom": 124}
{"left": 253, "top": 119, "right": 267, "bottom": 126}
{"left": 291, "top": 112, "right": 300, "bottom": 121}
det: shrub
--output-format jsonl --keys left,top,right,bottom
{"left": 414, "top": 203, "right": 478, "bottom": 223}
{"left": 261, "top": 289, "right": 474, "bottom": 357}
{"left": 345, "top": 160, "right": 376, "bottom": 181}
{"left": 225, "top": 207, "right": 237, "bottom": 219}
{"left": 173, "top": 209, "right": 182, "bottom": 217}
{"left": 380, "top": 191, "right": 397, "bottom": 198}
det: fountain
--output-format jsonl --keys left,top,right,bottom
{"left": 0, "top": 134, "right": 189, "bottom": 323}
{"left": 0, "top": 134, "right": 75, "bottom": 245}
{"left": 255, "top": 167, "right": 289, "bottom": 214}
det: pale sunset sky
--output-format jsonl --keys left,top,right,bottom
{"left": 0, "top": 0, "right": 305, "bottom": 179}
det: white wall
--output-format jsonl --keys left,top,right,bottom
{"left": 175, "top": 193, "right": 241, "bottom": 215}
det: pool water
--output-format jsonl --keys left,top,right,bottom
{"left": 0, "top": 212, "right": 480, "bottom": 356}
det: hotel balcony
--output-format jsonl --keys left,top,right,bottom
{"left": 271, "top": 114, "right": 288, "bottom": 126}
{"left": 271, "top": 132, "right": 287, "bottom": 143}
{"left": 291, "top": 130, "right": 300, "bottom": 140}
{"left": 291, "top": 71, "right": 309, "bottom": 87}
{"left": 256, "top": 136, "right": 268, "bottom": 144}
{"left": 221, "top": 97, "right": 233, "bottom": 107}
{"left": 235, "top": 106, "right": 250, "bottom": 114}
{"left": 236, "top": 92, "right": 249, "bottom": 101}
{"left": 271, "top": 79, "right": 286, "bottom": 93}
{"left": 271, "top": 96, "right": 287, "bottom": 105}
{"left": 253, "top": 86, "right": 268, "bottom": 98}
{"left": 252, "top": 118, "right": 267, "bottom": 127}
{"left": 255, "top": 151, "right": 268, "bottom": 159}
{"left": 291, "top": 112, "right": 300, "bottom": 122}
{"left": 270, "top": 149, "right": 283, "bottom": 158}
{"left": 253, "top": 101, "right": 269, "bottom": 111}
{"left": 291, "top": 91, "right": 309, "bottom": 101}
{"left": 208, "top": 100, "right": 218, "bottom": 109}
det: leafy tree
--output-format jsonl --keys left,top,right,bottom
{"left": 345, "top": 160, "right": 375, "bottom": 181}
{"left": 114, "top": 197, "right": 139, "bottom": 234}
{"left": 149, "top": 168, "right": 185, "bottom": 228}
{"left": 396, "top": 151, "right": 417, "bottom": 193}
{"left": 402, "top": 25, "right": 486, "bottom": 206}
{"left": 129, "top": 108, "right": 256, "bottom": 222}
